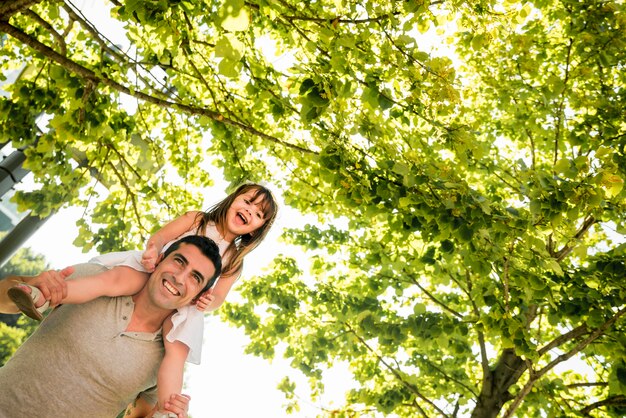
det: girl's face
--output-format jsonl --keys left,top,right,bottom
{"left": 224, "top": 189, "right": 269, "bottom": 240}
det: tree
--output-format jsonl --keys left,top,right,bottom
{"left": 1, "top": 0, "right": 625, "bottom": 416}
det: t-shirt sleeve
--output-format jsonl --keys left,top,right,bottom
{"left": 138, "top": 385, "right": 158, "bottom": 407}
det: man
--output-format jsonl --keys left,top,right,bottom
{"left": 0, "top": 235, "right": 221, "bottom": 418}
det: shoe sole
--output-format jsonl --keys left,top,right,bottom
{"left": 7, "top": 287, "right": 43, "bottom": 321}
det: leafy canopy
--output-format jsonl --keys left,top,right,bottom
{"left": 0, "top": 0, "right": 625, "bottom": 416}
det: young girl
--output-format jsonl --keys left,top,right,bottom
{"left": 8, "top": 183, "right": 278, "bottom": 417}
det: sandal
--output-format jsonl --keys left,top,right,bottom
{"left": 7, "top": 283, "right": 50, "bottom": 321}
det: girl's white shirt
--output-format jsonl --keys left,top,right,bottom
{"left": 90, "top": 224, "right": 231, "bottom": 364}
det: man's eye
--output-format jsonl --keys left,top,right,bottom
{"left": 193, "top": 274, "right": 203, "bottom": 283}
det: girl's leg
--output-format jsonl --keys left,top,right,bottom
{"left": 157, "top": 316, "right": 190, "bottom": 413}
{"left": 8, "top": 266, "right": 148, "bottom": 320}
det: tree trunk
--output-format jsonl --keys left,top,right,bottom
{"left": 471, "top": 348, "right": 526, "bottom": 418}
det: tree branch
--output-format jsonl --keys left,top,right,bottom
{"left": 502, "top": 256, "right": 510, "bottom": 312}
{"left": 22, "top": 9, "right": 67, "bottom": 55}
{"left": 554, "top": 215, "right": 596, "bottom": 261}
{"left": 281, "top": 12, "right": 402, "bottom": 24}
{"left": 344, "top": 322, "right": 450, "bottom": 417}
{"left": 105, "top": 149, "right": 148, "bottom": 233}
{"left": 0, "top": 0, "right": 41, "bottom": 21}
{"left": 267, "top": 0, "right": 445, "bottom": 24}
{"left": 419, "top": 356, "right": 479, "bottom": 398}
{"left": 408, "top": 276, "right": 464, "bottom": 318}
{"left": 503, "top": 306, "right": 626, "bottom": 418}
{"left": 466, "top": 270, "right": 490, "bottom": 377}
{"left": 0, "top": 20, "right": 316, "bottom": 155}
{"left": 537, "top": 323, "right": 588, "bottom": 357}
{"left": 552, "top": 37, "right": 574, "bottom": 166}
{"left": 580, "top": 395, "right": 626, "bottom": 416}
{"left": 539, "top": 307, "right": 626, "bottom": 376}
{"left": 567, "top": 381, "right": 607, "bottom": 388}
{"left": 380, "top": 26, "right": 448, "bottom": 82}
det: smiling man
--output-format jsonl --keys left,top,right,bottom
{"left": 0, "top": 235, "right": 221, "bottom": 418}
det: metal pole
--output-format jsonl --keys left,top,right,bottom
{"left": 0, "top": 148, "right": 29, "bottom": 196}
{"left": 0, "top": 147, "right": 43, "bottom": 266}
{"left": 0, "top": 212, "right": 51, "bottom": 266}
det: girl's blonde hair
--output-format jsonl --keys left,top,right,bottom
{"left": 194, "top": 183, "right": 278, "bottom": 279}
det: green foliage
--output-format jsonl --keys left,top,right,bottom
{"left": 0, "top": 321, "right": 27, "bottom": 366}
{"left": 0, "top": 247, "right": 49, "bottom": 278}
{"left": 1, "top": 0, "right": 625, "bottom": 416}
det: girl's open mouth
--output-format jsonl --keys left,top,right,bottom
{"left": 237, "top": 212, "right": 248, "bottom": 224}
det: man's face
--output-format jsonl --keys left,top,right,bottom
{"left": 146, "top": 243, "right": 215, "bottom": 310}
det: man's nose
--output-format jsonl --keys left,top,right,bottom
{"left": 175, "top": 266, "right": 195, "bottom": 284}
{"left": 172, "top": 270, "right": 184, "bottom": 285}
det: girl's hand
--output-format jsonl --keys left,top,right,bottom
{"left": 163, "top": 393, "right": 191, "bottom": 418}
{"left": 29, "top": 266, "right": 74, "bottom": 307}
{"left": 194, "top": 290, "right": 215, "bottom": 312}
{"left": 141, "top": 242, "right": 160, "bottom": 272}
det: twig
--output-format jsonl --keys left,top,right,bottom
{"left": 344, "top": 322, "right": 450, "bottom": 417}
{"left": 22, "top": 9, "right": 67, "bottom": 55}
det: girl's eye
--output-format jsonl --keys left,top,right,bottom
{"left": 243, "top": 199, "right": 250, "bottom": 204}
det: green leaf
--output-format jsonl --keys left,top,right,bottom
{"left": 392, "top": 162, "right": 409, "bottom": 176}
{"left": 221, "top": 6, "right": 250, "bottom": 32}
{"left": 215, "top": 33, "right": 245, "bottom": 61}
{"left": 440, "top": 239, "right": 454, "bottom": 253}
{"left": 545, "top": 259, "right": 564, "bottom": 276}
{"left": 553, "top": 158, "right": 570, "bottom": 173}
{"left": 413, "top": 303, "right": 426, "bottom": 314}
{"left": 218, "top": 58, "right": 242, "bottom": 78}
{"left": 377, "top": 92, "right": 394, "bottom": 110}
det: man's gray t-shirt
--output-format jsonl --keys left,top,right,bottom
{"left": 0, "top": 264, "right": 164, "bottom": 418}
